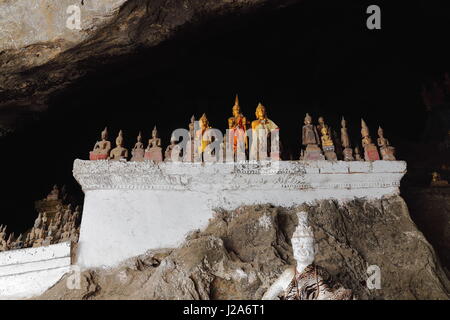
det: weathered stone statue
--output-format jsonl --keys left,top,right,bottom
{"left": 131, "top": 132, "right": 145, "bottom": 162}
{"left": 46, "top": 184, "right": 60, "bottom": 201}
{"left": 361, "top": 119, "right": 380, "bottom": 161}
{"left": 262, "top": 212, "right": 353, "bottom": 300}
{"left": 195, "top": 113, "right": 213, "bottom": 160}
{"left": 164, "top": 137, "right": 182, "bottom": 162}
{"left": 109, "top": 130, "right": 128, "bottom": 161}
{"left": 302, "top": 113, "right": 324, "bottom": 160}
{"left": 228, "top": 95, "right": 249, "bottom": 160}
{"left": 145, "top": 126, "right": 163, "bottom": 162}
{"left": 90, "top": 127, "right": 111, "bottom": 160}
{"left": 341, "top": 117, "right": 354, "bottom": 161}
{"left": 354, "top": 146, "right": 363, "bottom": 161}
{"left": 377, "top": 127, "right": 396, "bottom": 160}
{"left": 321, "top": 126, "right": 337, "bottom": 161}
{"left": 250, "top": 103, "right": 279, "bottom": 161}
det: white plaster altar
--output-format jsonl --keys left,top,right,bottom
{"left": 73, "top": 159, "right": 406, "bottom": 269}
{"left": 0, "top": 242, "right": 71, "bottom": 299}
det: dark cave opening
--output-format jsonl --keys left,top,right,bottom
{"left": 0, "top": 0, "right": 449, "bottom": 235}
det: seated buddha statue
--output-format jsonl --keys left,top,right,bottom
{"left": 131, "top": 132, "right": 145, "bottom": 162}
{"left": 361, "top": 119, "right": 380, "bottom": 161}
{"left": 250, "top": 103, "right": 279, "bottom": 161}
{"left": 89, "top": 127, "right": 111, "bottom": 160}
{"left": 109, "top": 130, "right": 128, "bottom": 161}
{"left": 302, "top": 113, "right": 324, "bottom": 160}
{"left": 164, "top": 136, "right": 182, "bottom": 162}
{"left": 321, "top": 126, "right": 337, "bottom": 160}
{"left": 262, "top": 212, "right": 353, "bottom": 300}
{"left": 228, "top": 95, "right": 249, "bottom": 161}
{"left": 377, "top": 127, "right": 396, "bottom": 160}
{"left": 145, "top": 126, "right": 163, "bottom": 162}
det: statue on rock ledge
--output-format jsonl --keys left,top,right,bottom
{"left": 302, "top": 113, "right": 324, "bottom": 160}
{"left": 164, "top": 136, "right": 182, "bottom": 162}
{"left": 46, "top": 184, "right": 60, "bottom": 201}
{"left": 145, "top": 126, "right": 163, "bottom": 162}
{"left": 131, "top": 132, "right": 145, "bottom": 162}
{"left": 320, "top": 125, "right": 337, "bottom": 161}
{"left": 377, "top": 127, "right": 396, "bottom": 161}
{"left": 195, "top": 113, "right": 213, "bottom": 161}
{"left": 109, "top": 130, "right": 128, "bottom": 161}
{"left": 340, "top": 117, "right": 354, "bottom": 161}
{"left": 89, "top": 127, "right": 111, "bottom": 160}
{"left": 262, "top": 212, "right": 353, "bottom": 300}
{"left": 361, "top": 119, "right": 380, "bottom": 161}
{"left": 250, "top": 103, "right": 279, "bottom": 161}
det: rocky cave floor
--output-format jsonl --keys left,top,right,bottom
{"left": 37, "top": 195, "right": 450, "bottom": 300}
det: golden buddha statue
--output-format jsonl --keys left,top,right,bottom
{"left": 377, "top": 127, "right": 396, "bottom": 160}
{"left": 321, "top": 126, "right": 337, "bottom": 161}
{"left": 131, "top": 132, "right": 145, "bottom": 161}
{"left": 90, "top": 127, "right": 111, "bottom": 160}
{"left": 109, "top": 130, "right": 128, "bottom": 161}
{"left": 341, "top": 117, "right": 354, "bottom": 161}
{"left": 145, "top": 126, "right": 163, "bottom": 162}
{"left": 250, "top": 103, "right": 279, "bottom": 160}
{"left": 361, "top": 119, "right": 379, "bottom": 161}
{"left": 196, "top": 113, "right": 213, "bottom": 157}
{"left": 228, "top": 95, "right": 249, "bottom": 160}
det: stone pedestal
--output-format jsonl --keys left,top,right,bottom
{"left": 131, "top": 149, "right": 145, "bottom": 162}
{"left": 304, "top": 144, "right": 325, "bottom": 160}
{"left": 144, "top": 147, "right": 163, "bottom": 162}
{"left": 343, "top": 148, "right": 354, "bottom": 161}
{"left": 364, "top": 144, "right": 380, "bottom": 161}
{"left": 89, "top": 152, "right": 108, "bottom": 160}
{"left": 323, "top": 146, "right": 337, "bottom": 161}
{"left": 380, "top": 147, "right": 396, "bottom": 161}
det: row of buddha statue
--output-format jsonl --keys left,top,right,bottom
{"left": 89, "top": 95, "right": 396, "bottom": 162}
{"left": 0, "top": 204, "right": 81, "bottom": 252}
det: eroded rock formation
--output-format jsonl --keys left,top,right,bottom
{"left": 37, "top": 195, "right": 450, "bottom": 300}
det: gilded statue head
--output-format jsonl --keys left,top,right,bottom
{"left": 152, "top": 126, "right": 158, "bottom": 138}
{"left": 232, "top": 94, "right": 240, "bottom": 118}
{"left": 199, "top": 113, "right": 209, "bottom": 130}
{"left": 255, "top": 103, "right": 266, "bottom": 120}
{"left": 116, "top": 130, "right": 124, "bottom": 146}
{"left": 137, "top": 132, "right": 142, "bottom": 142}
{"left": 321, "top": 126, "right": 329, "bottom": 136}
{"left": 318, "top": 116, "right": 324, "bottom": 125}
{"left": 304, "top": 113, "right": 312, "bottom": 125}
{"left": 101, "top": 127, "right": 108, "bottom": 140}
{"left": 341, "top": 117, "right": 347, "bottom": 128}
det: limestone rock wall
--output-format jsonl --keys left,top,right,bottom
{"left": 36, "top": 197, "right": 450, "bottom": 300}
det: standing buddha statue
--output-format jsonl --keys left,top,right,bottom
{"left": 302, "top": 113, "right": 324, "bottom": 160}
{"left": 145, "top": 126, "right": 163, "bottom": 162}
{"left": 131, "top": 132, "right": 145, "bottom": 161}
{"left": 250, "top": 103, "right": 279, "bottom": 161}
{"left": 195, "top": 113, "right": 214, "bottom": 161}
{"left": 89, "top": 127, "right": 111, "bottom": 160}
{"left": 109, "top": 130, "right": 128, "bottom": 161}
{"left": 228, "top": 95, "right": 249, "bottom": 161}
{"left": 340, "top": 117, "right": 354, "bottom": 161}
{"left": 361, "top": 119, "right": 380, "bottom": 161}
{"left": 377, "top": 127, "right": 396, "bottom": 160}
